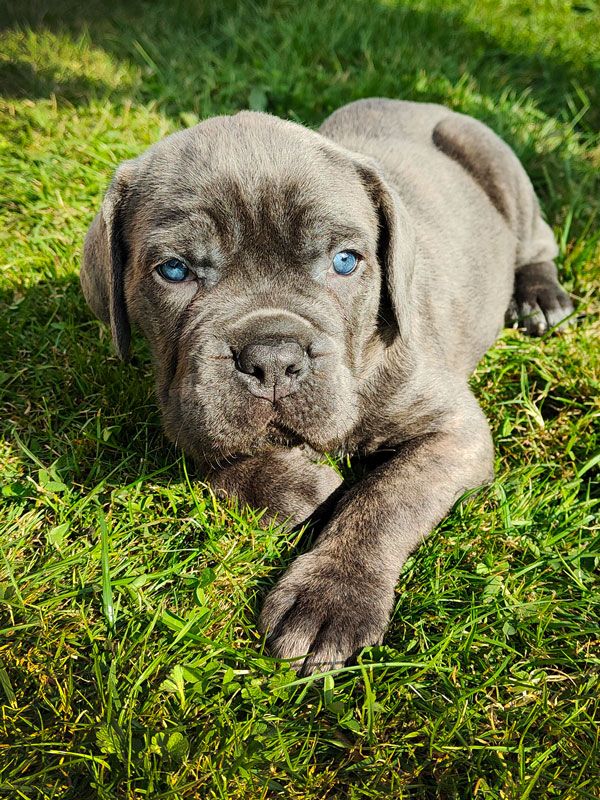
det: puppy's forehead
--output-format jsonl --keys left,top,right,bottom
{"left": 144, "top": 111, "right": 355, "bottom": 187}
{"left": 129, "top": 112, "right": 377, "bottom": 251}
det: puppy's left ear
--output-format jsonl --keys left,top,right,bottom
{"left": 81, "top": 161, "right": 137, "bottom": 361}
{"left": 354, "top": 158, "right": 417, "bottom": 342}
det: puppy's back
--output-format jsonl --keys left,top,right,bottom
{"left": 320, "top": 98, "right": 557, "bottom": 373}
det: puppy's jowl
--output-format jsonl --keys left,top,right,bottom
{"left": 82, "top": 99, "right": 573, "bottom": 674}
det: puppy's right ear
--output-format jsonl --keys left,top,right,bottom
{"left": 81, "top": 161, "right": 136, "bottom": 361}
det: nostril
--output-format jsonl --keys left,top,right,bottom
{"left": 234, "top": 346, "right": 259, "bottom": 378}
{"left": 234, "top": 340, "right": 307, "bottom": 389}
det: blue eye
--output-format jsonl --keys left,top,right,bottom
{"left": 156, "top": 258, "right": 190, "bottom": 282}
{"left": 332, "top": 250, "right": 359, "bottom": 275}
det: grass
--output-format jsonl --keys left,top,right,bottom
{"left": 0, "top": 0, "right": 599, "bottom": 797}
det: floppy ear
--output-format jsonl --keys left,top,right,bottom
{"left": 354, "top": 158, "right": 416, "bottom": 342}
{"left": 81, "top": 161, "right": 136, "bottom": 361}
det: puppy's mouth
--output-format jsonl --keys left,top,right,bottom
{"left": 265, "top": 420, "right": 304, "bottom": 448}
{"left": 165, "top": 343, "right": 356, "bottom": 462}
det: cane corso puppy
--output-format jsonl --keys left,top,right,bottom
{"left": 81, "top": 98, "right": 573, "bottom": 674}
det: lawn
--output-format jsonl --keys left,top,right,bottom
{"left": 0, "top": 0, "right": 599, "bottom": 797}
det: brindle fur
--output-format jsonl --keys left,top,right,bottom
{"left": 81, "top": 98, "right": 573, "bottom": 674}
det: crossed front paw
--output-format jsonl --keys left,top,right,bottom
{"left": 209, "top": 450, "right": 342, "bottom": 528}
{"left": 259, "top": 550, "right": 395, "bottom": 675}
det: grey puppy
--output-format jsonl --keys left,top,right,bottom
{"left": 81, "top": 98, "right": 573, "bottom": 674}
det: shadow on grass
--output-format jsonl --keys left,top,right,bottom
{"left": 0, "top": 274, "right": 173, "bottom": 491}
{"left": 0, "top": 57, "right": 127, "bottom": 103}
{"left": 1, "top": 0, "right": 598, "bottom": 130}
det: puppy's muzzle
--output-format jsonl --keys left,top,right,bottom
{"left": 234, "top": 339, "right": 308, "bottom": 402}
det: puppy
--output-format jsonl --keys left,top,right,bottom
{"left": 81, "top": 98, "right": 573, "bottom": 674}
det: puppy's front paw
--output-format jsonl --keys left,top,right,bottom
{"left": 209, "top": 449, "right": 342, "bottom": 528}
{"left": 259, "top": 551, "right": 394, "bottom": 675}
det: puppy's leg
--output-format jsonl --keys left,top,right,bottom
{"left": 259, "top": 392, "right": 494, "bottom": 675}
{"left": 433, "top": 113, "right": 574, "bottom": 336}
{"left": 506, "top": 260, "right": 574, "bottom": 336}
{"left": 208, "top": 448, "right": 342, "bottom": 528}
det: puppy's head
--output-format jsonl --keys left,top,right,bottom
{"left": 81, "top": 112, "right": 415, "bottom": 464}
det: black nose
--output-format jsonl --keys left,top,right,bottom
{"left": 235, "top": 340, "right": 308, "bottom": 400}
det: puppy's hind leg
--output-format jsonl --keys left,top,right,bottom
{"left": 506, "top": 260, "right": 574, "bottom": 336}
{"left": 432, "top": 112, "right": 574, "bottom": 336}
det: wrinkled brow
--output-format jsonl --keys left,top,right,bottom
{"left": 197, "top": 178, "right": 373, "bottom": 254}
{"left": 135, "top": 176, "right": 373, "bottom": 266}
